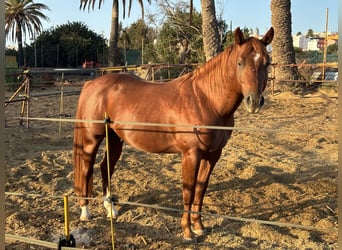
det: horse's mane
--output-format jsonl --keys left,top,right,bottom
{"left": 171, "top": 45, "right": 234, "bottom": 86}
{"left": 193, "top": 45, "right": 233, "bottom": 81}
{"left": 176, "top": 37, "right": 266, "bottom": 87}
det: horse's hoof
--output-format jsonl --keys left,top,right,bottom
{"left": 193, "top": 229, "right": 206, "bottom": 236}
{"left": 104, "top": 200, "right": 119, "bottom": 218}
{"left": 106, "top": 209, "right": 119, "bottom": 218}
{"left": 80, "top": 215, "right": 90, "bottom": 221}
{"left": 183, "top": 237, "right": 197, "bottom": 243}
{"left": 183, "top": 235, "right": 198, "bottom": 243}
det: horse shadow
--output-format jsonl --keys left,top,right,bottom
{"left": 90, "top": 134, "right": 336, "bottom": 246}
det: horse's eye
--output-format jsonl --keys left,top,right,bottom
{"left": 238, "top": 61, "right": 244, "bottom": 67}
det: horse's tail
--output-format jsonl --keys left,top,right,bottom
{"left": 73, "top": 119, "right": 83, "bottom": 198}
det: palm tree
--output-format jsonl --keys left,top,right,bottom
{"left": 5, "top": 0, "right": 50, "bottom": 66}
{"left": 80, "top": 0, "right": 151, "bottom": 66}
{"left": 270, "top": 0, "right": 299, "bottom": 89}
{"left": 81, "top": 0, "right": 222, "bottom": 64}
{"left": 200, "top": 0, "right": 221, "bottom": 61}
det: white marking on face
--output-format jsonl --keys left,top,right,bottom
{"left": 254, "top": 53, "right": 261, "bottom": 63}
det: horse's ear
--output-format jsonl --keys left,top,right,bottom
{"left": 261, "top": 27, "right": 274, "bottom": 45}
{"left": 234, "top": 27, "right": 245, "bottom": 45}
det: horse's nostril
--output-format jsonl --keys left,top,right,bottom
{"left": 246, "top": 95, "right": 252, "bottom": 106}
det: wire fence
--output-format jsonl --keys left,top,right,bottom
{"left": 4, "top": 114, "right": 338, "bottom": 248}
{"left": 4, "top": 64, "right": 338, "bottom": 248}
{"left": 269, "top": 62, "right": 338, "bottom": 95}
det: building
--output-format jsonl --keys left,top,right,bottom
{"left": 293, "top": 35, "right": 310, "bottom": 50}
{"left": 292, "top": 32, "right": 338, "bottom": 51}
{"left": 307, "top": 38, "right": 321, "bottom": 51}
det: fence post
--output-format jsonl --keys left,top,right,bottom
{"left": 58, "top": 195, "right": 76, "bottom": 249}
{"left": 59, "top": 73, "right": 64, "bottom": 136}
{"left": 0, "top": 1, "right": 5, "bottom": 247}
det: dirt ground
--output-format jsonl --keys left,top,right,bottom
{"left": 4, "top": 82, "right": 338, "bottom": 249}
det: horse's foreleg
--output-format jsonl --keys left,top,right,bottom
{"left": 181, "top": 149, "right": 201, "bottom": 240}
{"left": 191, "top": 149, "right": 222, "bottom": 235}
{"left": 190, "top": 159, "right": 213, "bottom": 236}
{"left": 100, "top": 132, "right": 123, "bottom": 218}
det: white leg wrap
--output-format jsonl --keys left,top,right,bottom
{"left": 80, "top": 205, "right": 90, "bottom": 221}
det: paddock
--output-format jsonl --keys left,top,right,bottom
{"left": 4, "top": 67, "right": 338, "bottom": 249}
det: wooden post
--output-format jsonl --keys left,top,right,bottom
{"left": 322, "top": 8, "right": 329, "bottom": 85}
{"left": 26, "top": 75, "right": 30, "bottom": 128}
{"left": 5, "top": 80, "right": 27, "bottom": 107}
{"left": 141, "top": 38, "right": 144, "bottom": 65}
{"left": 152, "top": 66, "right": 155, "bottom": 82}
{"left": 338, "top": 14, "right": 342, "bottom": 248}
{"left": 0, "top": 1, "right": 5, "bottom": 247}
{"left": 18, "top": 73, "right": 30, "bottom": 128}
{"left": 59, "top": 73, "right": 65, "bottom": 136}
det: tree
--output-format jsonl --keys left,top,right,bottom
{"left": 149, "top": 1, "right": 204, "bottom": 64}
{"left": 306, "top": 29, "right": 314, "bottom": 38}
{"left": 119, "top": 19, "right": 152, "bottom": 50}
{"left": 25, "top": 21, "right": 107, "bottom": 67}
{"left": 118, "top": 19, "right": 157, "bottom": 64}
{"left": 5, "top": 47, "right": 18, "bottom": 56}
{"left": 79, "top": 0, "right": 151, "bottom": 66}
{"left": 200, "top": 0, "right": 221, "bottom": 61}
{"left": 146, "top": 0, "right": 224, "bottom": 64}
{"left": 327, "top": 43, "right": 338, "bottom": 54}
{"left": 5, "top": 0, "right": 50, "bottom": 66}
{"left": 270, "top": 0, "right": 300, "bottom": 90}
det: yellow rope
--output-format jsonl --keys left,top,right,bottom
{"left": 105, "top": 113, "right": 115, "bottom": 249}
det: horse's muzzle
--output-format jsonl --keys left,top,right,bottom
{"left": 244, "top": 94, "right": 264, "bottom": 114}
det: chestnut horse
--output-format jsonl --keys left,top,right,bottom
{"left": 73, "top": 27, "right": 274, "bottom": 240}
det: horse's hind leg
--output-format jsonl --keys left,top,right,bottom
{"left": 100, "top": 130, "right": 123, "bottom": 218}
{"left": 76, "top": 136, "right": 103, "bottom": 220}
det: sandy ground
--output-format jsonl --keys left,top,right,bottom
{"left": 4, "top": 82, "right": 338, "bottom": 249}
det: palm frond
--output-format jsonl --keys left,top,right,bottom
{"left": 128, "top": 0, "right": 151, "bottom": 18}
{"left": 79, "top": 0, "right": 104, "bottom": 10}
{"left": 5, "top": 0, "right": 50, "bottom": 41}
{"left": 79, "top": 0, "right": 151, "bottom": 19}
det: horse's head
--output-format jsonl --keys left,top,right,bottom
{"left": 233, "top": 27, "right": 274, "bottom": 113}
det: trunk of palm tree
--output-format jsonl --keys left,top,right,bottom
{"left": 16, "top": 19, "right": 24, "bottom": 66}
{"left": 200, "top": 0, "right": 221, "bottom": 61}
{"left": 108, "top": 0, "right": 119, "bottom": 66}
{"left": 270, "top": 0, "right": 301, "bottom": 90}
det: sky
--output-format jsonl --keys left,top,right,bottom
{"left": 6, "top": 0, "right": 338, "bottom": 47}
